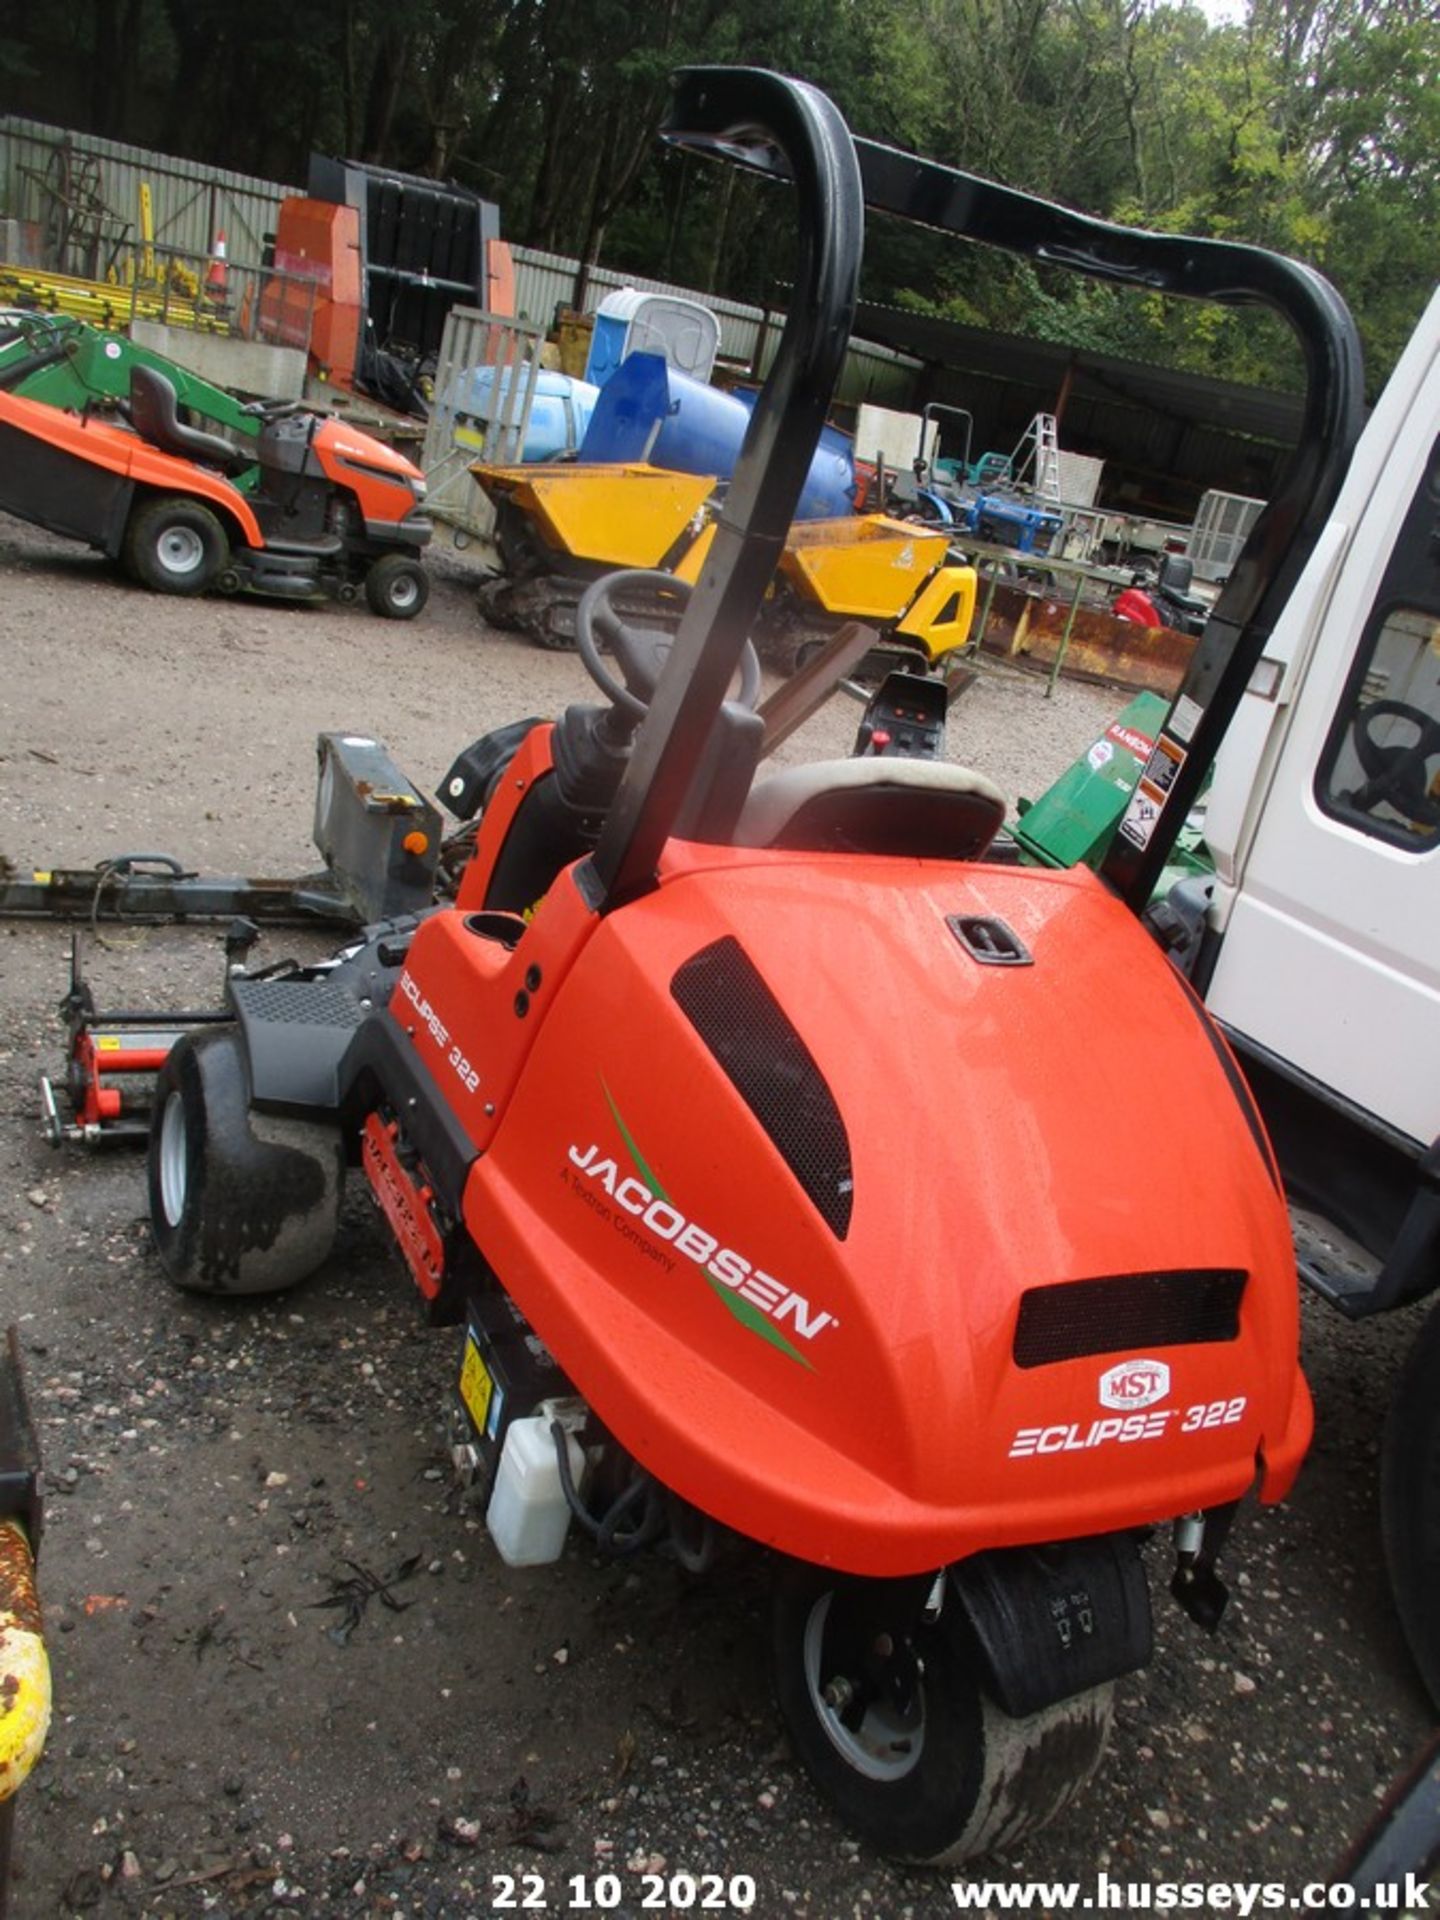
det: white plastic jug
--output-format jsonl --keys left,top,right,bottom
{"left": 485, "top": 1398, "right": 587, "bottom": 1567}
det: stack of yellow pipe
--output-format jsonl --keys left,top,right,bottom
{"left": 0, "top": 262, "right": 229, "bottom": 336}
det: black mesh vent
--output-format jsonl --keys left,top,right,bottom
{"left": 1013, "top": 1269, "right": 1246, "bottom": 1369}
{"left": 671, "top": 936, "right": 853, "bottom": 1239}
{"left": 230, "top": 979, "right": 364, "bottom": 1028}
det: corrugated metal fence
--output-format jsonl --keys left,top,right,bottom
{"left": 0, "top": 117, "right": 920, "bottom": 408}
{"left": 512, "top": 246, "right": 767, "bottom": 366}
{"left": 512, "top": 245, "right": 921, "bottom": 410}
{"left": 0, "top": 115, "right": 293, "bottom": 278}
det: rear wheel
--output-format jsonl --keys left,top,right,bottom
{"left": 771, "top": 1563, "right": 1112, "bottom": 1862}
{"left": 125, "top": 495, "right": 229, "bottom": 596}
{"left": 365, "top": 553, "right": 430, "bottom": 619}
{"left": 147, "top": 1028, "right": 343, "bottom": 1296}
{"left": 1381, "top": 1299, "right": 1440, "bottom": 1708}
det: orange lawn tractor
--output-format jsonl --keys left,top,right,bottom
{"left": 0, "top": 363, "right": 431, "bottom": 617}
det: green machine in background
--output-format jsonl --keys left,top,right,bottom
{"left": 0, "top": 314, "right": 261, "bottom": 489}
{"left": 1013, "top": 689, "right": 1212, "bottom": 885}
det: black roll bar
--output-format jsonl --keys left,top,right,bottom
{"left": 850, "top": 141, "right": 1364, "bottom": 909}
{"left": 588, "top": 69, "right": 865, "bottom": 908}
{"left": 588, "top": 68, "right": 1365, "bottom": 915}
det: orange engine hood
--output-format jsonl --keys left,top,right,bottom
{"left": 458, "top": 849, "right": 1310, "bottom": 1573}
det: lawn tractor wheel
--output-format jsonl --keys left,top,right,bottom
{"left": 147, "top": 1028, "right": 343, "bottom": 1297}
{"left": 1381, "top": 1297, "right": 1440, "bottom": 1709}
{"left": 365, "top": 553, "right": 430, "bottom": 620}
{"left": 771, "top": 1562, "right": 1113, "bottom": 1863}
{"left": 125, "top": 495, "right": 229, "bottom": 596}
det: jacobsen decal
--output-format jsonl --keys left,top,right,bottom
{"left": 563, "top": 1080, "right": 835, "bottom": 1368}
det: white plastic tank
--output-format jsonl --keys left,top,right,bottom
{"left": 584, "top": 289, "right": 721, "bottom": 389}
{"left": 485, "top": 1399, "right": 587, "bottom": 1567}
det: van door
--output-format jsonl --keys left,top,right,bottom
{"left": 1204, "top": 398, "right": 1440, "bottom": 1151}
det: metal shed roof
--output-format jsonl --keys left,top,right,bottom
{"left": 852, "top": 299, "right": 1306, "bottom": 447}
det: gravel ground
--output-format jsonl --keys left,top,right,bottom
{"left": 0, "top": 514, "right": 1435, "bottom": 1919}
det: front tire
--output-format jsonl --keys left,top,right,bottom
{"left": 771, "top": 1563, "right": 1113, "bottom": 1862}
{"left": 1381, "top": 1299, "right": 1440, "bottom": 1709}
{"left": 365, "top": 553, "right": 430, "bottom": 620}
{"left": 125, "top": 495, "right": 229, "bottom": 596}
{"left": 147, "top": 1028, "right": 343, "bottom": 1296}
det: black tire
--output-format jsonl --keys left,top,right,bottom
{"left": 760, "top": 626, "right": 826, "bottom": 677}
{"left": 771, "top": 1563, "right": 1112, "bottom": 1863}
{"left": 522, "top": 600, "right": 582, "bottom": 651}
{"left": 476, "top": 574, "right": 517, "bottom": 629}
{"left": 147, "top": 1028, "right": 343, "bottom": 1296}
{"left": 478, "top": 571, "right": 582, "bottom": 649}
{"left": 787, "top": 635, "right": 828, "bottom": 677}
{"left": 1381, "top": 1298, "right": 1440, "bottom": 1708}
{"left": 365, "top": 553, "right": 430, "bottom": 620}
{"left": 125, "top": 495, "right": 229, "bottom": 596}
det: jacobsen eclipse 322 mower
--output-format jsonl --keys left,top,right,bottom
{"left": 142, "top": 72, "right": 1361, "bottom": 1859}
{"left": 0, "top": 355, "right": 431, "bottom": 617}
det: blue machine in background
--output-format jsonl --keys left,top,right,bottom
{"left": 580, "top": 353, "right": 855, "bottom": 521}
{"left": 449, "top": 364, "right": 601, "bottom": 462}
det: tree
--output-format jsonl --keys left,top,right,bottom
{"left": 2, "top": 0, "right": 1431, "bottom": 388}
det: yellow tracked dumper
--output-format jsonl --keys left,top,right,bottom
{"left": 471, "top": 459, "right": 977, "bottom": 671}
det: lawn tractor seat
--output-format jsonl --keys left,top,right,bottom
{"left": 733, "top": 758, "right": 1006, "bottom": 860}
{"left": 127, "top": 365, "right": 254, "bottom": 476}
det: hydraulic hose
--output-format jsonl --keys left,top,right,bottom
{"left": 551, "top": 1421, "right": 666, "bottom": 1558}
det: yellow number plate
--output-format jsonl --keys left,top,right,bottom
{"left": 459, "top": 1334, "right": 495, "bottom": 1438}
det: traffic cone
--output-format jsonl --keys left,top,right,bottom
{"left": 205, "top": 229, "right": 229, "bottom": 309}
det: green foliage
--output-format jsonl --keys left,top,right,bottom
{"left": 4, "top": 0, "right": 1433, "bottom": 387}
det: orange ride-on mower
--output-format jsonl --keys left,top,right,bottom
{"left": 140, "top": 71, "right": 1360, "bottom": 1861}
{"left": 0, "top": 364, "right": 431, "bottom": 617}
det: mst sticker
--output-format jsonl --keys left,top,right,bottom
{"left": 1099, "top": 1358, "right": 1170, "bottom": 1410}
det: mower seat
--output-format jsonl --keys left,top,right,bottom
{"left": 733, "top": 758, "right": 1006, "bottom": 860}
{"left": 127, "top": 364, "right": 253, "bottom": 477}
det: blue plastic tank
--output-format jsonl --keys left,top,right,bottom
{"left": 579, "top": 354, "right": 854, "bottom": 520}
{"left": 447, "top": 365, "right": 600, "bottom": 462}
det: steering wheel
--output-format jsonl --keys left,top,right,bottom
{"left": 1349, "top": 699, "right": 1440, "bottom": 829}
{"left": 240, "top": 397, "right": 304, "bottom": 420}
{"left": 573, "top": 569, "right": 762, "bottom": 723}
